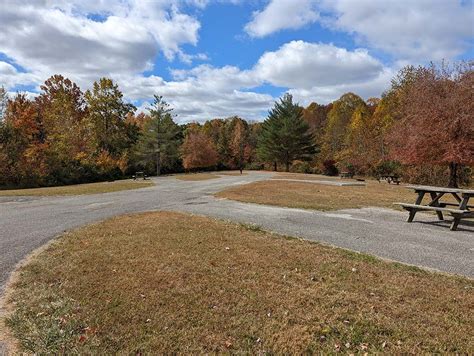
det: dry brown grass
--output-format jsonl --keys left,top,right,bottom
{"left": 174, "top": 173, "right": 220, "bottom": 181}
{"left": 4, "top": 211, "right": 473, "bottom": 354}
{"left": 217, "top": 171, "right": 248, "bottom": 176}
{"left": 0, "top": 180, "right": 154, "bottom": 197}
{"left": 216, "top": 179, "right": 460, "bottom": 211}
{"left": 274, "top": 172, "right": 341, "bottom": 181}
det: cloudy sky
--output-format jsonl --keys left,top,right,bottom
{"left": 0, "top": 0, "right": 473, "bottom": 122}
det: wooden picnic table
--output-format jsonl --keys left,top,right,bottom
{"left": 395, "top": 185, "right": 474, "bottom": 231}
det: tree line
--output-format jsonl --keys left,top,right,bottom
{"left": 0, "top": 62, "right": 472, "bottom": 188}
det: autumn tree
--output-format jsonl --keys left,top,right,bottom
{"left": 229, "top": 117, "right": 249, "bottom": 173}
{"left": 181, "top": 125, "right": 218, "bottom": 170}
{"left": 302, "top": 101, "right": 331, "bottom": 147}
{"left": 85, "top": 78, "right": 137, "bottom": 157}
{"left": 389, "top": 62, "right": 474, "bottom": 187}
{"left": 258, "top": 94, "right": 317, "bottom": 172}
{"left": 202, "top": 118, "right": 232, "bottom": 167}
{"left": 133, "top": 96, "right": 182, "bottom": 175}
{"left": 0, "top": 94, "right": 48, "bottom": 186}
{"left": 34, "top": 75, "right": 96, "bottom": 183}
{"left": 321, "top": 92, "right": 365, "bottom": 161}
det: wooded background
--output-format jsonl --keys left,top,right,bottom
{"left": 0, "top": 62, "right": 472, "bottom": 188}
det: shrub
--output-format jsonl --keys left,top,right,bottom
{"left": 402, "top": 164, "right": 472, "bottom": 187}
{"left": 323, "top": 160, "right": 339, "bottom": 176}
{"left": 290, "top": 161, "right": 312, "bottom": 174}
{"left": 245, "top": 162, "right": 265, "bottom": 170}
{"left": 370, "top": 160, "right": 402, "bottom": 178}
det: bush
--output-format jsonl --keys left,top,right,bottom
{"left": 245, "top": 162, "right": 265, "bottom": 170}
{"left": 370, "top": 160, "right": 402, "bottom": 178}
{"left": 323, "top": 160, "right": 339, "bottom": 176}
{"left": 290, "top": 161, "right": 312, "bottom": 174}
{"left": 402, "top": 164, "right": 472, "bottom": 187}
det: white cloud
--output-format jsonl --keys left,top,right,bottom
{"left": 254, "top": 41, "right": 384, "bottom": 88}
{"left": 0, "top": 61, "right": 39, "bottom": 89}
{"left": 245, "top": 0, "right": 319, "bottom": 38}
{"left": 119, "top": 41, "right": 390, "bottom": 121}
{"left": 0, "top": 0, "right": 402, "bottom": 123}
{"left": 320, "top": 0, "right": 473, "bottom": 61}
{"left": 0, "top": 0, "right": 203, "bottom": 90}
{"left": 288, "top": 67, "right": 396, "bottom": 106}
{"left": 244, "top": 0, "right": 472, "bottom": 61}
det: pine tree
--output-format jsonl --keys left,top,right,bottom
{"left": 133, "top": 96, "right": 182, "bottom": 176}
{"left": 257, "top": 94, "right": 317, "bottom": 172}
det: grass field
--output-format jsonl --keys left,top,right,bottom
{"left": 217, "top": 174, "right": 459, "bottom": 211}
{"left": 0, "top": 180, "right": 154, "bottom": 197}
{"left": 174, "top": 173, "right": 220, "bottom": 181}
{"left": 4, "top": 211, "right": 473, "bottom": 354}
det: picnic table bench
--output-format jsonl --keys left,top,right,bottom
{"left": 395, "top": 185, "right": 474, "bottom": 231}
{"left": 378, "top": 175, "right": 401, "bottom": 184}
{"left": 132, "top": 171, "right": 148, "bottom": 180}
{"left": 340, "top": 171, "right": 354, "bottom": 179}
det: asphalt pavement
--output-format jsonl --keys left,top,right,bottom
{"left": 1, "top": 171, "right": 473, "bottom": 296}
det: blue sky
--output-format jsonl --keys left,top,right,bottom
{"left": 0, "top": 0, "right": 473, "bottom": 122}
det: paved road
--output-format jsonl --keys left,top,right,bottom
{"left": 1, "top": 171, "right": 473, "bottom": 294}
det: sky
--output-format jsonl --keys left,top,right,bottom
{"left": 0, "top": 0, "right": 473, "bottom": 123}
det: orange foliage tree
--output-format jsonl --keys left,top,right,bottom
{"left": 181, "top": 126, "right": 218, "bottom": 170}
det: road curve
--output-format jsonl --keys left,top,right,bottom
{"left": 1, "top": 171, "right": 473, "bottom": 295}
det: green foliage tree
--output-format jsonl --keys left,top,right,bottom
{"left": 257, "top": 94, "right": 317, "bottom": 172}
{"left": 133, "top": 96, "right": 182, "bottom": 176}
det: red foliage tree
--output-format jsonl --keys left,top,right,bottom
{"left": 389, "top": 62, "right": 474, "bottom": 187}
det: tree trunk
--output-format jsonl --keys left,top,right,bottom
{"left": 156, "top": 150, "right": 161, "bottom": 176}
{"left": 448, "top": 162, "right": 459, "bottom": 188}
{"left": 273, "top": 161, "right": 277, "bottom": 171}
{"left": 285, "top": 160, "right": 290, "bottom": 172}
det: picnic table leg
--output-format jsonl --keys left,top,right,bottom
{"left": 407, "top": 191, "right": 425, "bottom": 222}
{"left": 450, "top": 196, "right": 469, "bottom": 231}
{"left": 429, "top": 192, "right": 444, "bottom": 221}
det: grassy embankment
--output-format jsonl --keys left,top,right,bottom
{"left": 217, "top": 172, "right": 460, "bottom": 211}
{"left": 0, "top": 180, "right": 154, "bottom": 197}
{"left": 3, "top": 211, "right": 473, "bottom": 353}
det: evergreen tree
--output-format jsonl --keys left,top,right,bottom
{"left": 257, "top": 94, "right": 317, "bottom": 172}
{"left": 133, "top": 96, "right": 182, "bottom": 176}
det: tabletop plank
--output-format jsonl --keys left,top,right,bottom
{"left": 406, "top": 185, "right": 474, "bottom": 195}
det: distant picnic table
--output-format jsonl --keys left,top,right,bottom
{"left": 340, "top": 171, "right": 354, "bottom": 179}
{"left": 396, "top": 185, "right": 474, "bottom": 231}
{"left": 378, "top": 175, "right": 401, "bottom": 185}
{"left": 132, "top": 171, "right": 148, "bottom": 180}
